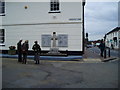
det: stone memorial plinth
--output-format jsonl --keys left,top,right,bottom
{"left": 48, "top": 47, "right": 60, "bottom": 54}
{"left": 46, "top": 47, "right": 67, "bottom": 56}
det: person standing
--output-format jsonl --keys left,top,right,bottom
{"left": 17, "top": 39, "right": 23, "bottom": 62}
{"left": 99, "top": 39, "right": 105, "bottom": 57}
{"left": 32, "top": 41, "right": 41, "bottom": 64}
{"left": 22, "top": 40, "right": 29, "bottom": 64}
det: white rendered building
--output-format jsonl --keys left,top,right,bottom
{"left": 0, "top": 0, "right": 85, "bottom": 55}
{"left": 105, "top": 27, "right": 120, "bottom": 49}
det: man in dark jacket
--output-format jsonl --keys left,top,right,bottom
{"left": 17, "top": 40, "right": 22, "bottom": 62}
{"left": 32, "top": 41, "right": 41, "bottom": 64}
{"left": 22, "top": 40, "right": 29, "bottom": 64}
{"left": 99, "top": 39, "right": 105, "bottom": 57}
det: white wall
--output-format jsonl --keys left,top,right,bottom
{"left": 2, "top": 2, "right": 83, "bottom": 24}
{"left": 3, "top": 23, "right": 83, "bottom": 51}
{"left": 1, "top": 1, "right": 84, "bottom": 51}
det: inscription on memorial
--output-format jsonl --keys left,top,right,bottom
{"left": 42, "top": 32, "right": 68, "bottom": 55}
{"left": 41, "top": 34, "right": 68, "bottom": 47}
{"left": 41, "top": 35, "right": 51, "bottom": 47}
{"left": 58, "top": 34, "right": 68, "bottom": 47}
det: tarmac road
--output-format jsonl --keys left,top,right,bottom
{"left": 2, "top": 57, "right": 119, "bottom": 88}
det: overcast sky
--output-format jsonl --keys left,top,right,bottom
{"left": 84, "top": 1, "right": 118, "bottom": 41}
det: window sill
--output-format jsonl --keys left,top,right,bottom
{"left": 0, "top": 43, "right": 5, "bottom": 46}
{"left": 0, "top": 14, "right": 5, "bottom": 16}
{"left": 48, "top": 11, "right": 61, "bottom": 13}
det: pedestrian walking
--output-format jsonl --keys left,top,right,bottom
{"left": 32, "top": 41, "right": 41, "bottom": 64}
{"left": 99, "top": 39, "right": 105, "bottom": 57}
{"left": 22, "top": 40, "right": 29, "bottom": 64}
{"left": 17, "top": 39, "right": 23, "bottom": 62}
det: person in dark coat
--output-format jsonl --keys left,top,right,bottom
{"left": 99, "top": 39, "right": 105, "bottom": 57}
{"left": 17, "top": 40, "right": 23, "bottom": 62}
{"left": 32, "top": 41, "right": 41, "bottom": 64}
{"left": 22, "top": 40, "right": 29, "bottom": 64}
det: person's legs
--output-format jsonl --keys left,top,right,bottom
{"left": 18, "top": 53, "right": 22, "bottom": 62}
{"left": 20, "top": 53, "right": 22, "bottom": 62}
{"left": 23, "top": 53, "right": 25, "bottom": 64}
{"left": 38, "top": 59, "right": 39, "bottom": 64}
{"left": 23, "top": 53, "right": 27, "bottom": 64}
{"left": 35, "top": 53, "right": 37, "bottom": 64}
{"left": 24, "top": 53, "right": 27, "bottom": 64}
{"left": 34, "top": 53, "right": 40, "bottom": 64}
{"left": 18, "top": 53, "right": 20, "bottom": 62}
{"left": 37, "top": 54, "right": 40, "bottom": 64}
{"left": 101, "top": 50, "right": 103, "bottom": 57}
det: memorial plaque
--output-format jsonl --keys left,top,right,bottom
{"left": 58, "top": 34, "right": 68, "bottom": 47}
{"left": 41, "top": 35, "right": 51, "bottom": 47}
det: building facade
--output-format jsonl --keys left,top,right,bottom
{"left": 0, "top": 0, "right": 85, "bottom": 55}
{"left": 105, "top": 27, "right": 120, "bottom": 49}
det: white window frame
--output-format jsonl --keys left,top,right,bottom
{"left": 49, "top": 0, "right": 60, "bottom": 13}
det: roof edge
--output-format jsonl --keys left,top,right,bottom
{"left": 106, "top": 27, "right": 120, "bottom": 35}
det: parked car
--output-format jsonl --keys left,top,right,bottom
{"left": 86, "top": 44, "right": 93, "bottom": 48}
{"left": 96, "top": 43, "right": 100, "bottom": 47}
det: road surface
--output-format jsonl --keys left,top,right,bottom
{"left": 2, "top": 57, "right": 119, "bottom": 88}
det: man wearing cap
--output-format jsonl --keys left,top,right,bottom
{"left": 32, "top": 41, "right": 41, "bottom": 64}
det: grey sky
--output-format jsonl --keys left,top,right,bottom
{"left": 85, "top": 2, "right": 118, "bottom": 41}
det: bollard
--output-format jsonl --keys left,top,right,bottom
{"left": 104, "top": 49, "right": 106, "bottom": 58}
{"left": 108, "top": 48, "right": 110, "bottom": 57}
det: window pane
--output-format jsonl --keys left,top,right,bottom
{"left": 51, "top": 3, "right": 54, "bottom": 11}
{"left": 54, "top": 3, "right": 56, "bottom": 11}
{"left": 0, "top": 2, "right": 5, "bottom": 14}
{"left": 56, "top": 3, "right": 59, "bottom": 10}
{"left": 0, "top": 29, "right": 5, "bottom": 43}
{"left": 50, "top": 0, "right": 60, "bottom": 12}
{"left": 0, "top": 6, "right": 4, "bottom": 13}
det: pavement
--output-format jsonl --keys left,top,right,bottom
{"left": 0, "top": 54, "right": 83, "bottom": 61}
{"left": 83, "top": 48, "right": 119, "bottom": 62}
{"left": 1, "top": 48, "right": 119, "bottom": 88}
